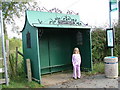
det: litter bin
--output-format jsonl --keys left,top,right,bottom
{"left": 104, "top": 56, "right": 118, "bottom": 79}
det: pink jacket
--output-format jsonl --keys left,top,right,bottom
{"left": 72, "top": 54, "right": 81, "bottom": 66}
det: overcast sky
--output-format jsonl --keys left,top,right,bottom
{"left": 36, "top": 0, "right": 118, "bottom": 26}
{"left": 6, "top": 0, "right": 118, "bottom": 38}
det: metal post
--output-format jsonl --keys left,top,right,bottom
{"left": 109, "top": 0, "right": 114, "bottom": 56}
{"left": 118, "top": 0, "right": 120, "bottom": 25}
{"left": 0, "top": 10, "right": 9, "bottom": 86}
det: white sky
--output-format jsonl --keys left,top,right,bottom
{"left": 7, "top": 0, "right": 118, "bottom": 38}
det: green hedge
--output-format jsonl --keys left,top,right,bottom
{"left": 91, "top": 26, "right": 120, "bottom": 63}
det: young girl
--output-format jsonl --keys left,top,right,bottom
{"left": 72, "top": 47, "right": 81, "bottom": 79}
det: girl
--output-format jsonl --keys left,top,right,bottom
{"left": 72, "top": 47, "right": 81, "bottom": 79}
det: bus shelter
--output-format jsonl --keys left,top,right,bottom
{"left": 22, "top": 10, "right": 92, "bottom": 83}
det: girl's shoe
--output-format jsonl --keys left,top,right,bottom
{"left": 77, "top": 77, "right": 80, "bottom": 79}
{"left": 73, "top": 77, "right": 77, "bottom": 79}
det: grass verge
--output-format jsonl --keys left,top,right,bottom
{"left": 82, "top": 62, "right": 104, "bottom": 76}
{"left": 2, "top": 76, "right": 44, "bottom": 88}
{"left": 82, "top": 61, "right": 120, "bottom": 76}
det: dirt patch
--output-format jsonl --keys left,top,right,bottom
{"left": 41, "top": 71, "right": 74, "bottom": 86}
{"left": 41, "top": 71, "right": 118, "bottom": 88}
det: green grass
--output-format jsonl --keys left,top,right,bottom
{"left": 2, "top": 76, "right": 44, "bottom": 88}
{"left": 1, "top": 46, "right": 44, "bottom": 88}
{"left": 82, "top": 62, "right": 104, "bottom": 76}
{"left": 82, "top": 61, "right": 120, "bottom": 76}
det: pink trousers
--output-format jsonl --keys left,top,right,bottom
{"left": 73, "top": 65, "right": 81, "bottom": 79}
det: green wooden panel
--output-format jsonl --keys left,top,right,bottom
{"left": 78, "top": 30, "right": 92, "bottom": 71}
{"left": 49, "top": 30, "right": 72, "bottom": 72}
{"left": 22, "top": 20, "right": 41, "bottom": 83}
{"left": 39, "top": 33, "right": 50, "bottom": 74}
{"left": 25, "top": 10, "right": 84, "bottom": 29}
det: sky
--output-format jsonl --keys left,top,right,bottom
{"left": 6, "top": 0, "right": 119, "bottom": 38}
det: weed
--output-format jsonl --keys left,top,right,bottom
{"left": 82, "top": 62, "right": 104, "bottom": 76}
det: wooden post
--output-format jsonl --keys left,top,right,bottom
{"left": 26, "top": 59, "right": 32, "bottom": 82}
{"left": 15, "top": 47, "right": 18, "bottom": 75}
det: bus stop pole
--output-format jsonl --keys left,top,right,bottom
{"left": 109, "top": 0, "right": 113, "bottom": 56}
{"left": 0, "top": 10, "right": 9, "bottom": 86}
{"left": 118, "top": 0, "right": 120, "bottom": 25}
{"left": 109, "top": 10, "right": 113, "bottom": 56}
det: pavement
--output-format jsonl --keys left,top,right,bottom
{"left": 41, "top": 71, "right": 119, "bottom": 88}
{"left": 118, "top": 77, "right": 120, "bottom": 89}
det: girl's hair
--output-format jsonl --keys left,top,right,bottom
{"left": 73, "top": 47, "right": 80, "bottom": 54}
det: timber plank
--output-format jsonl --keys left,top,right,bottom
{"left": 0, "top": 79, "right": 5, "bottom": 84}
{"left": 0, "top": 68, "right": 4, "bottom": 73}
{"left": 0, "top": 58, "right": 3, "bottom": 60}
{"left": 0, "top": 78, "right": 9, "bottom": 84}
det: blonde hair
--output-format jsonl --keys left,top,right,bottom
{"left": 73, "top": 47, "right": 80, "bottom": 54}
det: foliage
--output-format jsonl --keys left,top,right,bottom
{"left": 9, "top": 37, "right": 22, "bottom": 53}
{"left": 2, "top": 2, "right": 28, "bottom": 35}
{"left": 91, "top": 26, "right": 120, "bottom": 63}
{"left": 2, "top": 2, "right": 26, "bottom": 20}
{"left": 2, "top": 76, "right": 44, "bottom": 88}
{"left": 2, "top": 2, "right": 39, "bottom": 35}
{"left": 8, "top": 37, "right": 24, "bottom": 78}
{"left": 114, "top": 25, "right": 120, "bottom": 57}
{"left": 92, "top": 28, "right": 108, "bottom": 63}
{"left": 1, "top": 37, "right": 44, "bottom": 88}
{"left": 83, "top": 61, "right": 120, "bottom": 76}
{"left": 82, "top": 62, "right": 104, "bottom": 76}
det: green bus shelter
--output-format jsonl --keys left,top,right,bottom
{"left": 22, "top": 10, "right": 92, "bottom": 83}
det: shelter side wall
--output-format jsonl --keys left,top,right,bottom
{"left": 79, "top": 30, "right": 92, "bottom": 71}
{"left": 22, "top": 20, "right": 41, "bottom": 83}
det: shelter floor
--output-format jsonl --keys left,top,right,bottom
{"left": 41, "top": 70, "right": 74, "bottom": 86}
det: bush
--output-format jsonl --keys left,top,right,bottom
{"left": 92, "top": 28, "right": 108, "bottom": 63}
{"left": 8, "top": 37, "right": 25, "bottom": 78}
{"left": 91, "top": 26, "right": 120, "bottom": 63}
{"left": 114, "top": 26, "right": 120, "bottom": 57}
{"left": 82, "top": 62, "right": 104, "bottom": 75}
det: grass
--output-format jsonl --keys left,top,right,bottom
{"left": 82, "top": 62, "right": 104, "bottom": 76}
{"left": 82, "top": 61, "right": 120, "bottom": 76}
{"left": 1, "top": 47, "right": 44, "bottom": 88}
{"left": 2, "top": 76, "right": 44, "bottom": 88}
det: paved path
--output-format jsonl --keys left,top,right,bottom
{"left": 41, "top": 71, "right": 118, "bottom": 88}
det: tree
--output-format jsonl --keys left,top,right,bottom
{"left": 2, "top": 1, "right": 40, "bottom": 36}
{"left": 2, "top": 2, "right": 28, "bottom": 35}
